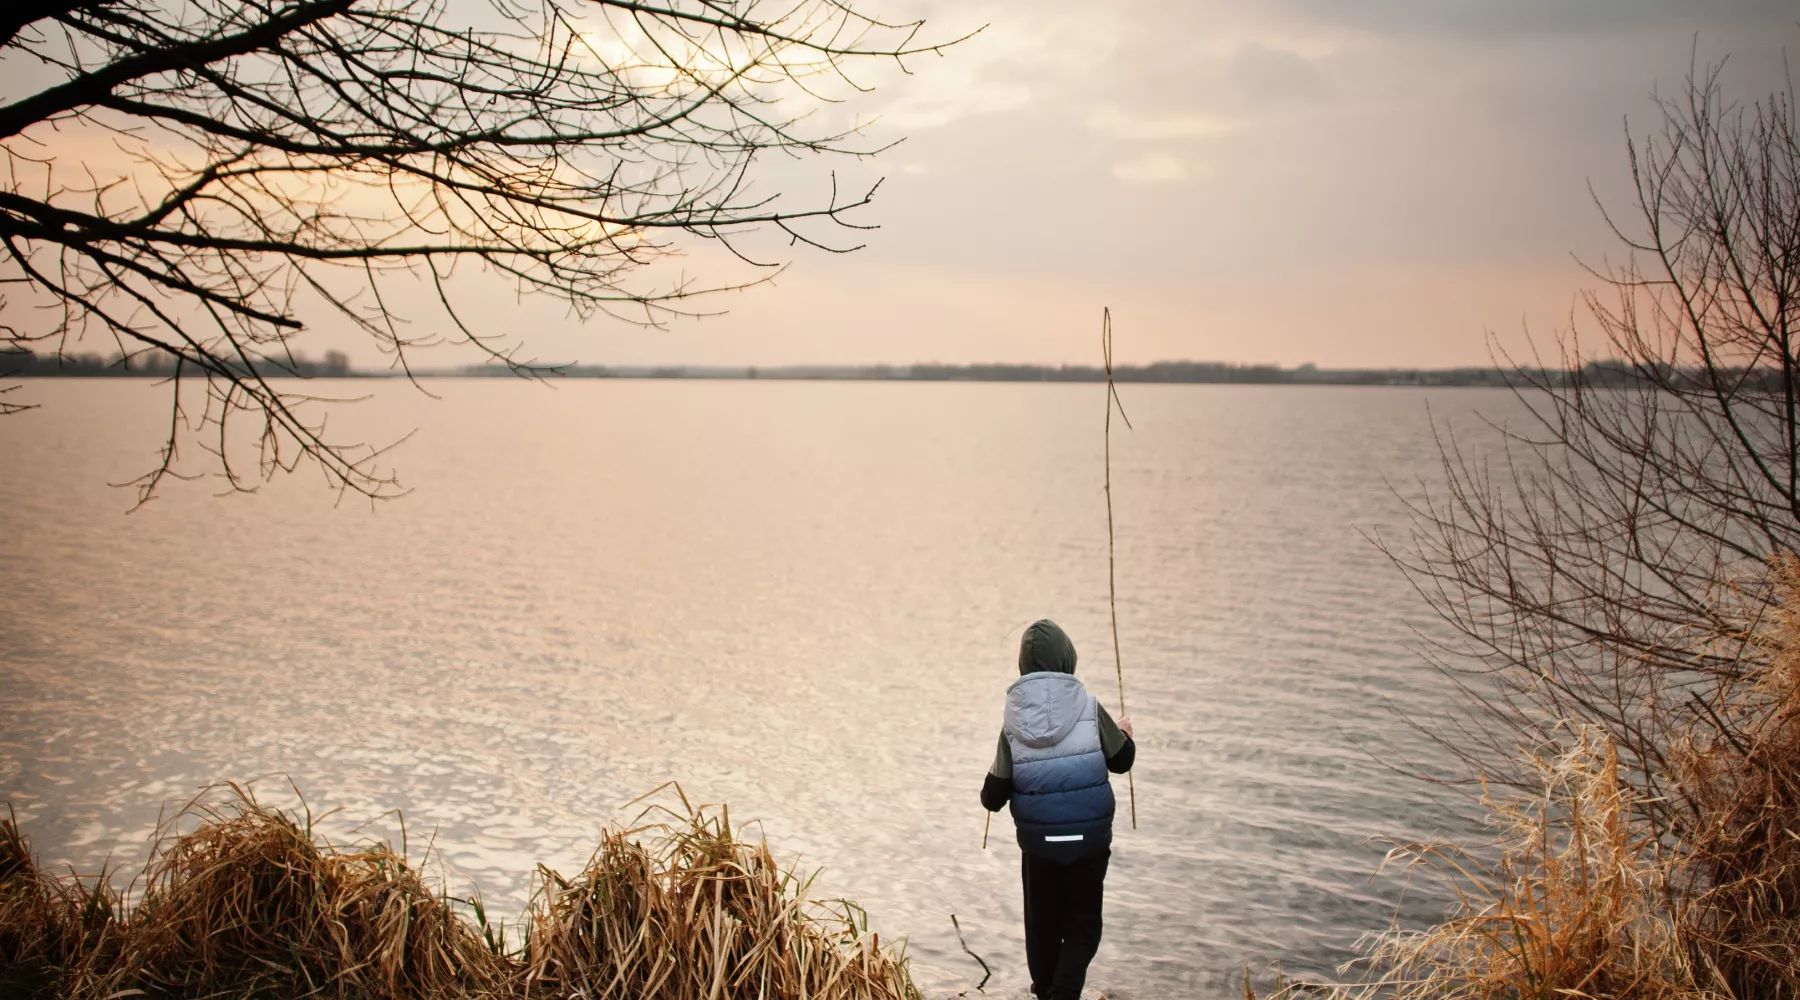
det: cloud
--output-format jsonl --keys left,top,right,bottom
{"left": 1226, "top": 43, "right": 1326, "bottom": 104}
{"left": 37, "top": 0, "right": 1782, "bottom": 368}
{"left": 1088, "top": 108, "right": 1240, "bottom": 140}
{"left": 875, "top": 80, "right": 1032, "bottom": 130}
{"left": 1111, "top": 152, "right": 1189, "bottom": 184}
{"left": 1268, "top": 0, "right": 1797, "bottom": 40}
{"left": 853, "top": 5, "right": 1116, "bottom": 132}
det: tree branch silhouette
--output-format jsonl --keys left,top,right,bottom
{"left": 0, "top": 0, "right": 964, "bottom": 501}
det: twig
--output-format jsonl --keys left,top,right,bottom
{"left": 950, "top": 913, "right": 992, "bottom": 991}
{"left": 1690, "top": 693, "right": 1754, "bottom": 758}
{"left": 1102, "top": 307, "right": 1138, "bottom": 829}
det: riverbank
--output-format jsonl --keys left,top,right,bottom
{"left": 0, "top": 784, "right": 919, "bottom": 1000}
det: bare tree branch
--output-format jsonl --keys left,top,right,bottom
{"left": 0, "top": 0, "right": 965, "bottom": 501}
{"left": 1389, "top": 53, "right": 1800, "bottom": 848}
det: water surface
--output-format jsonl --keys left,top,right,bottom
{"left": 0, "top": 379, "right": 1511, "bottom": 997}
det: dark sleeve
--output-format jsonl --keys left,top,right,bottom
{"left": 981, "top": 772, "right": 1013, "bottom": 811}
{"left": 1096, "top": 704, "right": 1128, "bottom": 758}
{"left": 1105, "top": 734, "right": 1136, "bottom": 774}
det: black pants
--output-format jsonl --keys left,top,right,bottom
{"left": 1021, "top": 849, "right": 1109, "bottom": 1000}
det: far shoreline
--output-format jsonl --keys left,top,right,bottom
{"left": 5, "top": 355, "right": 1686, "bottom": 389}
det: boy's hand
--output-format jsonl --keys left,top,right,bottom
{"left": 1117, "top": 715, "right": 1133, "bottom": 739}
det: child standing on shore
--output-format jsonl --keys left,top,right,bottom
{"left": 981, "top": 619, "right": 1136, "bottom": 1000}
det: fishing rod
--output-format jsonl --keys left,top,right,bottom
{"left": 1102, "top": 307, "right": 1138, "bottom": 830}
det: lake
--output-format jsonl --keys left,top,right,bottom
{"left": 0, "top": 378, "right": 1514, "bottom": 997}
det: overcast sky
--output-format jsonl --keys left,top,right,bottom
{"left": 11, "top": 2, "right": 1799, "bottom": 368}
{"left": 529, "top": 0, "right": 1796, "bottom": 369}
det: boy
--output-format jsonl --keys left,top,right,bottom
{"left": 981, "top": 619, "right": 1136, "bottom": 1000}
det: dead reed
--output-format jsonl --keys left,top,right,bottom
{"left": 91, "top": 784, "right": 506, "bottom": 1000}
{"left": 1293, "top": 567, "right": 1800, "bottom": 1000}
{"left": 1, "top": 785, "right": 919, "bottom": 1000}
{"left": 1361, "top": 731, "right": 1704, "bottom": 1000}
{"left": 524, "top": 786, "right": 917, "bottom": 1000}
{"left": 1, "top": 809, "right": 121, "bottom": 1000}
{"left": 1671, "top": 563, "right": 1800, "bottom": 1000}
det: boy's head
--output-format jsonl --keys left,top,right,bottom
{"left": 1019, "top": 619, "right": 1077, "bottom": 675}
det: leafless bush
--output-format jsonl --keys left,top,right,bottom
{"left": 1322, "top": 567, "right": 1800, "bottom": 1000}
{"left": 1390, "top": 54, "right": 1800, "bottom": 841}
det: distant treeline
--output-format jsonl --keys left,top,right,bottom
{"left": 8, "top": 349, "right": 1793, "bottom": 390}
{"left": 2, "top": 348, "right": 352, "bottom": 378}
{"left": 493, "top": 360, "right": 1791, "bottom": 388}
{"left": 470, "top": 361, "right": 1530, "bottom": 385}
{"left": 906, "top": 361, "right": 1511, "bottom": 385}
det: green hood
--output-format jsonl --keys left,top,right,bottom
{"left": 1018, "top": 619, "right": 1077, "bottom": 675}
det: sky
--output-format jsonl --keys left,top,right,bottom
{"left": 470, "top": 0, "right": 1800, "bottom": 368}
{"left": 7, "top": 1, "right": 1800, "bottom": 369}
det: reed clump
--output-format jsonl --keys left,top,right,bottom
{"left": 524, "top": 790, "right": 915, "bottom": 1000}
{"left": 1, "top": 811, "right": 121, "bottom": 999}
{"left": 1672, "top": 575, "right": 1800, "bottom": 1000}
{"left": 97, "top": 786, "right": 506, "bottom": 1000}
{"left": 1363, "top": 732, "right": 1703, "bottom": 1000}
{"left": 1300, "top": 573, "right": 1800, "bottom": 1000}
{"left": 2, "top": 786, "right": 919, "bottom": 1000}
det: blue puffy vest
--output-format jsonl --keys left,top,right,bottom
{"left": 1004, "top": 671, "right": 1115, "bottom": 862}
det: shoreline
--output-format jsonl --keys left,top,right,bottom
{"left": 4, "top": 354, "right": 1667, "bottom": 388}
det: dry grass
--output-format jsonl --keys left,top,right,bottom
{"left": 524, "top": 786, "right": 916, "bottom": 1000}
{"left": 1289, "top": 568, "right": 1800, "bottom": 1000}
{"left": 1360, "top": 732, "right": 1709, "bottom": 1000}
{"left": 1672, "top": 565, "right": 1800, "bottom": 1000}
{"left": 1, "top": 785, "right": 919, "bottom": 1000}
{"left": 2, "top": 809, "right": 67, "bottom": 996}
{"left": 93, "top": 784, "right": 507, "bottom": 1000}
{"left": 0, "top": 809, "right": 121, "bottom": 1000}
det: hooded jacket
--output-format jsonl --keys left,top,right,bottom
{"left": 986, "top": 620, "right": 1130, "bottom": 863}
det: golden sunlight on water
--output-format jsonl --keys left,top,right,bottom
{"left": 0, "top": 378, "right": 1515, "bottom": 997}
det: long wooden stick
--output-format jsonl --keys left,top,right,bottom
{"left": 982, "top": 811, "right": 990, "bottom": 850}
{"left": 1102, "top": 307, "right": 1138, "bottom": 830}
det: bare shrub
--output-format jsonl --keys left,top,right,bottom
{"left": 1326, "top": 573, "right": 1800, "bottom": 1000}
{"left": 1392, "top": 52, "right": 1800, "bottom": 842}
